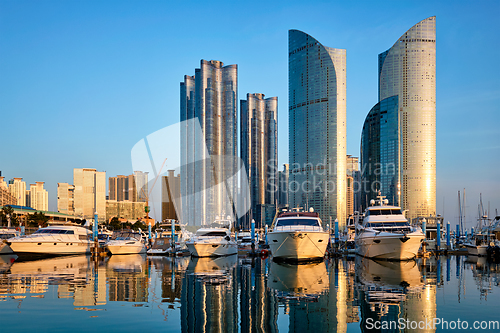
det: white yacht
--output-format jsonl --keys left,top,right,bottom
{"left": 186, "top": 217, "right": 237, "bottom": 257}
{"left": 355, "top": 196, "right": 424, "bottom": 260}
{"left": 268, "top": 208, "right": 329, "bottom": 262}
{"left": 6, "top": 223, "right": 92, "bottom": 256}
{"left": 105, "top": 230, "right": 147, "bottom": 255}
{"left": 0, "top": 228, "right": 20, "bottom": 254}
{"left": 147, "top": 219, "right": 190, "bottom": 255}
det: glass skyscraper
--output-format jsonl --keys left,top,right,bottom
{"left": 180, "top": 60, "right": 238, "bottom": 226}
{"left": 240, "top": 93, "right": 278, "bottom": 228}
{"left": 288, "top": 30, "right": 347, "bottom": 227}
{"left": 361, "top": 17, "right": 436, "bottom": 220}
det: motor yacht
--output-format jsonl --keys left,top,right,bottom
{"left": 186, "top": 217, "right": 237, "bottom": 257}
{"left": 267, "top": 208, "right": 329, "bottom": 262}
{"left": 6, "top": 222, "right": 92, "bottom": 256}
{"left": 0, "top": 228, "right": 20, "bottom": 254}
{"left": 147, "top": 219, "right": 190, "bottom": 256}
{"left": 355, "top": 195, "right": 424, "bottom": 260}
{"left": 105, "top": 230, "right": 147, "bottom": 255}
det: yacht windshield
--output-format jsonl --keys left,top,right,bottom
{"left": 275, "top": 218, "right": 320, "bottom": 227}
{"left": 197, "top": 231, "right": 228, "bottom": 237}
{"left": 366, "top": 222, "right": 409, "bottom": 228}
{"left": 34, "top": 229, "right": 75, "bottom": 234}
{"left": 367, "top": 209, "right": 403, "bottom": 216}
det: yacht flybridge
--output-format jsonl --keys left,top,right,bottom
{"left": 355, "top": 195, "right": 424, "bottom": 260}
{"left": 268, "top": 208, "right": 329, "bottom": 262}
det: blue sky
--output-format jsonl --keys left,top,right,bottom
{"left": 1, "top": 0, "right": 499, "bottom": 227}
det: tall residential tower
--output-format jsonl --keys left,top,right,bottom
{"left": 288, "top": 30, "right": 347, "bottom": 227}
{"left": 361, "top": 17, "right": 436, "bottom": 220}
{"left": 241, "top": 93, "right": 278, "bottom": 228}
{"left": 180, "top": 60, "right": 238, "bottom": 226}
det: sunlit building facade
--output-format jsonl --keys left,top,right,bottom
{"left": 8, "top": 177, "right": 26, "bottom": 206}
{"left": 289, "top": 30, "right": 347, "bottom": 227}
{"left": 241, "top": 93, "right": 278, "bottom": 228}
{"left": 361, "top": 17, "right": 436, "bottom": 219}
{"left": 57, "top": 183, "right": 75, "bottom": 215}
{"left": 73, "top": 168, "right": 106, "bottom": 222}
{"left": 27, "top": 182, "right": 49, "bottom": 211}
{"left": 180, "top": 60, "right": 238, "bottom": 226}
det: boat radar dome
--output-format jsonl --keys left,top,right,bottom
{"left": 370, "top": 199, "right": 375, "bottom": 206}
{"left": 309, "top": 207, "right": 314, "bottom": 213}
{"left": 384, "top": 199, "right": 389, "bottom": 205}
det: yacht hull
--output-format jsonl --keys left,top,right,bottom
{"left": 186, "top": 242, "right": 237, "bottom": 257}
{"left": 268, "top": 231, "right": 329, "bottom": 261}
{"left": 464, "top": 243, "right": 488, "bottom": 256}
{"left": 8, "top": 241, "right": 91, "bottom": 255}
{"left": 0, "top": 242, "right": 14, "bottom": 254}
{"left": 356, "top": 232, "right": 423, "bottom": 260}
{"left": 106, "top": 243, "right": 146, "bottom": 255}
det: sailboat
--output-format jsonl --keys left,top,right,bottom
{"left": 464, "top": 193, "right": 492, "bottom": 257}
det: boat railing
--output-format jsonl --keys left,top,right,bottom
{"left": 272, "top": 225, "right": 324, "bottom": 232}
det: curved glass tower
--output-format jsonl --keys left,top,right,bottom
{"left": 289, "top": 30, "right": 347, "bottom": 227}
{"left": 361, "top": 17, "right": 436, "bottom": 220}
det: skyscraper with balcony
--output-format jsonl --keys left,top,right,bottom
{"left": 180, "top": 60, "right": 238, "bottom": 226}
{"left": 288, "top": 30, "right": 347, "bottom": 227}
{"left": 241, "top": 93, "right": 278, "bottom": 228}
{"left": 361, "top": 17, "right": 436, "bottom": 220}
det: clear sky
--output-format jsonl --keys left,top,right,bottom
{"left": 1, "top": 0, "right": 499, "bottom": 227}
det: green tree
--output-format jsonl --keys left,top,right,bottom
{"left": 109, "top": 217, "right": 121, "bottom": 230}
{"left": 133, "top": 220, "right": 146, "bottom": 231}
{"left": 27, "top": 212, "right": 49, "bottom": 228}
{"left": 1, "top": 205, "right": 18, "bottom": 226}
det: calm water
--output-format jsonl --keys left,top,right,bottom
{"left": 0, "top": 254, "right": 499, "bottom": 332}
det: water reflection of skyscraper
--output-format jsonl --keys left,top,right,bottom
{"left": 356, "top": 257, "right": 436, "bottom": 333}
{"left": 239, "top": 257, "right": 279, "bottom": 333}
{"left": 181, "top": 256, "right": 238, "bottom": 333}
{"left": 268, "top": 259, "right": 355, "bottom": 332}
{"left": 106, "top": 254, "right": 148, "bottom": 303}
{"left": 150, "top": 256, "right": 189, "bottom": 303}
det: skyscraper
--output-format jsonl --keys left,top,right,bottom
{"left": 8, "top": 177, "right": 26, "bottom": 206}
{"left": 241, "top": 93, "right": 278, "bottom": 228}
{"left": 288, "top": 30, "right": 347, "bottom": 227}
{"left": 27, "top": 182, "right": 49, "bottom": 211}
{"left": 57, "top": 182, "right": 75, "bottom": 215}
{"left": 108, "top": 172, "right": 148, "bottom": 202}
{"left": 361, "top": 17, "right": 436, "bottom": 220}
{"left": 180, "top": 60, "right": 238, "bottom": 226}
{"left": 73, "top": 168, "right": 106, "bottom": 222}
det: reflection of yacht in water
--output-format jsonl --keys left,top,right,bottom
{"left": 356, "top": 256, "right": 434, "bottom": 326}
{"left": 268, "top": 261, "right": 329, "bottom": 301}
{"left": 268, "top": 208, "right": 329, "bottom": 262}
{"left": 355, "top": 195, "right": 424, "bottom": 260}
{"left": 9, "top": 255, "right": 90, "bottom": 281}
{"left": 0, "top": 254, "right": 17, "bottom": 273}
{"left": 187, "top": 255, "right": 237, "bottom": 285}
{"left": 107, "top": 253, "right": 147, "bottom": 273}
